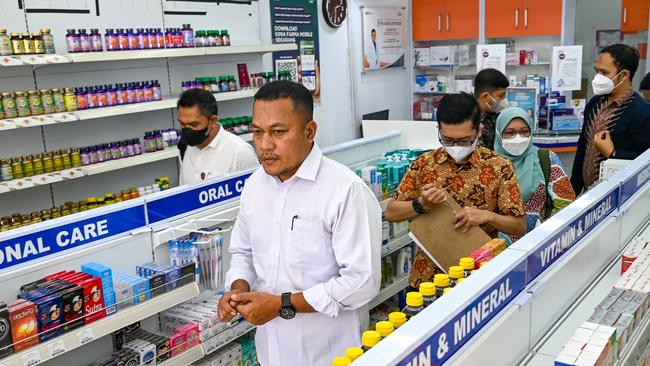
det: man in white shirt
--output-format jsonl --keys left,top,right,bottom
{"left": 364, "top": 29, "right": 379, "bottom": 70}
{"left": 219, "top": 81, "right": 381, "bottom": 365}
{"left": 177, "top": 89, "right": 258, "bottom": 185}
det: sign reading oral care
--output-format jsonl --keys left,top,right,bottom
{"left": 146, "top": 172, "right": 252, "bottom": 224}
{"left": 526, "top": 188, "right": 619, "bottom": 283}
{"left": 396, "top": 261, "right": 526, "bottom": 366}
{"left": 620, "top": 161, "right": 650, "bottom": 204}
{"left": 0, "top": 204, "right": 146, "bottom": 272}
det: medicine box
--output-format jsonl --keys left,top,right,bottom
{"left": 8, "top": 300, "right": 39, "bottom": 352}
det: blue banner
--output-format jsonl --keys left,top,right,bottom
{"left": 526, "top": 188, "right": 619, "bottom": 283}
{"left": 146, "top": 173, "right": 251, "bottom": 224}
{"left": 396, "top": 261, "right": 527, "bottom": 366}
{"left": 620, "top": 162, "right": 650, "bottom": 204}
{"left": 0, "top": 205, "right": 146, "bottom": 272}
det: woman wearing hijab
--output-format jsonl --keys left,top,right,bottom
{"left": 495, "top": 107, "right": 576, "bottom": 233}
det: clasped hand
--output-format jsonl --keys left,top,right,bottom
{"left": 218, "top": 290, "right": 281, "bottom": 326}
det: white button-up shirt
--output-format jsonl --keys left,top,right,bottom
{"left": 226, "top": 144, "right": 382, "bottom": 366}
{"left": 180, "top": 126, "right": 258, "bottom": 185}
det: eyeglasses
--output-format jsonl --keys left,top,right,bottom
{"left": 501, "top": 129, "right": 531, "bottom": 139}
{"left": 438, "top": 131, "right": 478, "bottom": 147}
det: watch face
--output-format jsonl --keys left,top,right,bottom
{"left": 323, "top": 0, "right": 347, "bottom": 28}
{"left": 280, "top": 307, "right": 296, "bottom": 320}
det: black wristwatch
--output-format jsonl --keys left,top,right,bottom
{"left": 412, "top": 198, "right": 428, "bottom": 215}
{"left": 279, "top": 292, "right": 296, "bottom": 320}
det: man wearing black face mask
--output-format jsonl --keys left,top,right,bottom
{"left": 177, "top": 89, "right": 258, "bottom": 185}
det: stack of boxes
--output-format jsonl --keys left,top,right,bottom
{"left": 468, "top": 238, "right": 507, "bottom": 267}
{"left": 112, "top": 323, "right": 175, "bottom": 364}
{"left": 554, "top": 322, "right": 617, "bottom": 366}
{"left": 196, "top": 335, "right": 259, "bottom": 366}
{"left": 113, "top": 272, "right": 152, "bottom": 309}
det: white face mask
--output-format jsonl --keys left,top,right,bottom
{"left": 501, "top": 134, "right": 531, "bottom": 156}
{"left": 444, "top": 138, "right": 478, "bottom": 163}
{"left": 488, "top": 94, "right": 509, "bottom": 113}
{"left": 592, "top": 71, "right": 623, "bottom": 96}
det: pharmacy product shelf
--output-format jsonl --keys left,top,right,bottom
{"left": 202, "top": 321, "right": 255, "bottom": 356}
{"left": 369, "top": 275, "right": 409, "bottom": 309}
{"left": 0, "top": 149, "right": 179, "bottom": 195}
{"left": 0, "top": 44, "right": 296, "bottom": 67}
{"left": 617, "top": 308, "right": 650, "bottom": 366}
{"left": 381, "top": 233, "right": 412, "bottom": 258}
{"left": 506, "top": 62, "right": 551, "bottom": 67}
{"left": 0, "top": 112, "right": 78, "bottom": 131}
{"left": 83, "top": 149, "right": 180, "bottom": 176}
{"left": 0, "top": 283, "right": 200, "bottom": 366}
{"left": 159, "top": 345, "right": 205, "bottom": 366}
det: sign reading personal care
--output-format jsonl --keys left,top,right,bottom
{"left": 0, "top": 205, "right": 146, "bottom": 272}
{"left": 476, "top": 44, "right": 506, "bottom": 74}
{"left": 270, "top": 0, "right": 321, "bottom": 104}
{"left": 395, "top": 261, "right": 526, "bottom": 365}
{"left": 526, "top": 188, "right": 619, "bottom": 283}
{"left": 620, "top": 161, "right": 650, "bottom": 204}
{"left": 552, "top": 45, "right": 583, "bottom": 91}
{"left": 361, "top": 6, "right": 407, "bottom": 71}
{"left": 146, "top": 173, "right": 251, "bottom": 224}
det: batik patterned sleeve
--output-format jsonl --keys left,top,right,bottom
{"left": 496, "top": 160, "right": 526, "bottom": 217}
{"left": 548, "top": 151, "right": 577, "bottom": 215}
{"left": 392, "top": 155, "right": 426, "bottom": 201}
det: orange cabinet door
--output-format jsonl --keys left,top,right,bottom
{"left": 486, "top": 0, "right": 522, "bottom": 38}
{"left": 444, "top": 0, "right": 479, "bottom": 39}
{"left": 412, "top": 0, "right": 446, "bottom": 41}
{"left": 622, "top": 0, "right": 650, "bottom": 34}
{"left": 521, "top": 0, "right": 562, "bottom": 36}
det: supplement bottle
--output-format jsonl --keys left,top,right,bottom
{"left": 221, "top": 30, "right": 231, "bottom": 46}
{"left": 389, "top": 311, "right": 407, "bottom": 328}
{"left": 402, "top": 292, "right": 424, "bottom": 319}
{"left": 42, "top": 152, "right": 54, "bottom": 173}
{"left": 63, "top": 88, "right": 78, "bottom": 111}
{"left": 332, "top": 357, "right": 351, "bottom": 366}
{"left": 207, "top": 30, "right": 218, "bottom": 46}
{"left": 443, "top": 287, "right": 452, "bottom": 296}
{"left": 228, "top": 75, "right": 237, "bottom": 91}
{"left": 88, "top": 146, "right": 98, "bottom": 164}
{"left": 133, "top": 138, "right": 143, "bottom": 155}
{"left": 361, "top": 330, "right": 381, "bottom": 352}
{"left": 155, "top": 28, "right": 165, "bottom": 49}
{"left": 69, "top": 202, "right": 79, "bottom": 214}
{"left": 79, "top": 148, "right": 89, "bottom": 166}
{"left": 105, "top": 29, "right": 118, "bottom": 51}
{"left": 448, "top": 266, "right": 464, "bottom": 287}
{"left": 15, "top": 91, "right": 30, "bottom": 117}
{"left": 86, "top": 86, "right": 98, "bottom": 108}
{"left": 459, "top": 257, "right": 475, "bottom": 278}
{"left": 50, "top": 207, "right": 61, "bottom": 219}
{"left": 41, "top": 29, "right": 55, "bottom": 54}
{"left": 127, "top": 28, "right": 138, "bottom": 50}
{"left": 434, "top": 274, "right": 450, "bottom": 298}
{"left": 61, "top": 148, "right": 72, "bottom": 169}
{"left": 65, "top": 29, "right": 79, "bottom": 53}
{"left": 147, "top": 28, "right": 157, "bottom": 49}
{"left": 0, "top": 217, "right": 9, "bottom": 231}
{"left": 181, "top": 24, "right": 194, "bottom": 47}
{"left": 90, "top": 29, "right": 103, "bottom": 52}
{"left": 76, "top": 87, "right": 88, "bottom": 110}
{"left": 30, "top": 211, "right": 42, "bottom": 223}
{"left": 136, "top": 28, "right": 146, "bottom": 50}
{"left": 119, "top": 141, "right": 129, "bottom": 158}
{"left": 78, "top": 29, "right": 91, "bottom": 52}
{"left": 40, "top": 89, "right": 55, "bottom": 114}
{"left": 106, "top": 84, "right": 118, "bottom": 106}
{"left": 86, "top": 197, "right": 97, "bottom": 210}
{"left": 0, "top": 159, "right": 12, "bottom": 181}
{"left": 195, "top": 30, "right": 206, "bottom": 47}
{"left": 10, "top": 157, "right": 23, "bottom": 179}
{"left": 117, "top": 29, "right": 129, "bottom": 50}
{"left": 22, "top": 32, "right": 34, "bottom": 54}
{"left": 104, "top": 193, "right": 115, "bottom": 205}
{"left": 110, "top": 142, "right": 120, "bottom": 159}
{"left": 32, "top": 153, "right": 43, "bottom": 175}
{"left": 32, "top": 32, "right": 45, "bottom": 54}
{"left": 96, "top": 85, "right": 107, "bottom": 107}
{"left": 117, "top": 83, "right": 128, "bottom": 104}
{"left": 27, "top": 90, "right": 43, "bottom": 116}
{"left": 52, "top": 150, "right": 64, "bottom": 171}
{"left": 135, "top": 82, "right": 145, "bottom": 103}
{"left": 396, "top": 246, "right": 412, "bottom": 278}
{"left": 21, "top": 155, "right": 34, "bottom": 177}
{"left": 10, "top": 33, "right": 24, "bottom": 54}
{"left": 126, "top": 82, "right": 137, "bottom": 104}
{"left": 52, "top": 88, "right": 65, "bottom": 112}
{"left": 345, "top": 347, "right": 363, "bottom": 361}
{"left": 376, "top": 321, "right": 395, "bottom": 339}
{"left": 419, "top": 282, "right": 436, "bottom": 306}
{"left": 0, "top": 29, "right": 11, "bottom": 56}
{"left": 2, "top": 92, "right": 17, "bottom": 118}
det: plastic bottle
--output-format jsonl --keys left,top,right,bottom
{"left": 133, "top": 138, "right": 142, "bottom": 155}
{"left": 105, "top": 29, "right": 118, "bottom": 51}
{"left": 207, "top": 30, "right": 218, "bottom": 46}
{"left": 117, "top": 83, "right": 128, "bottom": 105}
{"left": 419, "top": 282, "right": 436, "bottom": 307}
{"left": 95, "top": 85, "right": 107, "bottom": 107}
{"left": 147, "top": 28, "right": 157, "bottom": 49}
{"left": 221, "top": 30, "right": 231, "bottom": 46}
{"left": 0, "top": 29, "right": 11, "bottom": 56}
{"left": 126, "top": 82, "right": 137, "bottom": 104}
{"left": 361, "top": 330, "right": 381, "bottom": 352}
{"left": 155, "top": 28, "right": 165, "bottom": 49}
{"left": 65, "top": 29, "right": 77, "bottom": 53}
{"left": 95, "top": 145, "right": 105, "bottom": 163}
{"left": 376, "top": 321, "right": 395, "bottom": 339}
{"left": 119, "top": 141, "right": 129, "bottom": 158}
{"left": 136, "top": 28, "right": 147, "bottom": 50}
{"left": 389, "top": 312, "right": 407, "bottom": 329}
{"left": 32, "top": 32, "right": 45, "bottom": 54}
{"left": 21, "top": 32, "right": 34, "bottom": 54}
{"left": 135, "top": 82, "right": 145, "bottom": 103}
{"left": 90, "top": 29, "right": 103, "bottom": 52}
{"left": 402, "top": 292, "right": 424, "bottom": 319}
{"left": 345, "top": 347, "right": 363, "bottom": 361}
{"left": 78, "top": 29, "right": 91, "bottom": 52}
{"left": 434, "top": 274, "right": 450, "bottom": 299}
{"left": 2, "top": 93, "right": 17, "bottom": 118}
{"left": 195, "top": 30, "right": 206, "bottom": 47}
{"left": 63, "top": 88, "right": 77, "bottom": 111}
{"left": 117, "top": 29, "right": 129, "bottom": 50}
{"left": 27, "top": 90, "right": 43, "bottom": 116}
{"left": 10, "top": 33, "right": 24, "bottom": 54}
{"left": 40, "top": 89, "right": 55, "bottom": 114}
{"left": 110, "top": 142, "right": 120, "bottom": 160}
{"left": 86, "top": 86, "right": 98, "bottom": 109}
{"left": 127, "top": 28, "right": 138, "bottom": 50}
{"left": 459, "top": 257, "right": 475, "bottom": 278}
{"left": 151, "top": 80, "right": 162, "bottom": 100}
{"left": 443, "top": 287, "right": 452, "bottom": 296}
{"left": 396, "top": 247, "right": 412, "bottom": 278}
{"left": 448, "top": 266, "right": 464, "bottom": 287}
{"left": 228, "top": 75, "right": 237, "bottom": 91}
{"left": 14, "top": 91, "right": 30, "bottom": 117}
{"left": 76, "top": 87, "right": 88, "bottom": 110}
{"left": 181, "top": 24, "right": 194, "bottom": 47}
{"left": 332, "top": 357, "right": 351, "bottom": 366}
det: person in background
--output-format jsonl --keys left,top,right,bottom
{"left": 384, "top": 93, "right": 526, "bottom": 288}
{"left": 473, "top": 68, "right": 510, "bottom": 150}
{"left": 177, "top": 89, "right": 258, "bottom": 185}
{"left": 218, "top": 81, "right": 381, "bottom": 365}
{"left": 639, "top": 72, "right": 650, "bottom": 101}
{"left": 571, "top": 44, "right": 650, "bottom": 194}
{"left": 495, "top": 107, "right": 576, "bottom": 234}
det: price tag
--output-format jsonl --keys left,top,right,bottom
{"left": 77, "top": 328, "right": 94, "bottom": 345}
{"left": 21, "top": 350, "right": 42, "bottom": 366}
{"left": 0, "top": 183, "right": 9, "bottom": 194}
{"left": 6, "top": 178, "right": 35, "bottom": 190}
{"left": 32, "top": 115, "right": 56, "bottom": 126}
{"left": 0, "top": 56, "right": 23, "bottom": 66}
{"left": 23, "top": 55, "right": 47, "bottom": 65}
{"left": 0, "top": 120, "right": 16, "bottom": 130}
{"left": 43, "top": 54, "right": 70, "bottom": 64}
{"left": 47, "top": 339, "right": 67, "bottom": 358}
{"left": 53, "top": 112, "right": 77, "bottom": 123}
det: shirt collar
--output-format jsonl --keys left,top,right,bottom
{"left": 201, "top": 124, "right": 224, "bottom": 150}
{"left": 294, "top": 143, "right": 322, "bottom": 181}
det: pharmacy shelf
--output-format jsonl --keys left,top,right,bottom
{"left": 506, "top": 62, "right": 551, "bottom": 67}
{"left": 617, "top": 309, "right": 650, "bottom": 366}
{"left": 84, "top": 149, "right": 180, "bottom": 176}
{"left": 0, "top": 283, "right": 200, "bottom": 366}
{"left": 0, "top": 149, "right": 179, "bottom": 195}
{"left": 159, "top": 345, "right": 205, "bottom": 366}
{"left": 0, "top": 44, "right": 296, "bottom": 67}
{"left": 202, "top": 321, "right": 255, "bottom": 356}
{"left": 381, "top": 233, "right": 412, "bottom": 258}
{"left": 0, "top": 90, "right": 257, "bottom": 131}
{"left": 369, "top": 275, "right": 409, "bottom": 309}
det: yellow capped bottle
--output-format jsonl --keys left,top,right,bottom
{"left": 389, "top": 311, "right": 407, "bottom": 328}
{"left": 443, "top": 287, "right": 453, "bottom": 295}
{"left": 345, "top": 347, "right": 363, "bottom": 361}
{"left": 332, "top": 356, "right": 351, "bottom": 366}
{"left": 448, "top": 266, "right": 464, "bottom": 287}
{"left": 458, "top": 278, "right": 465, "bottom": 285}
{"left": 402, "top": 292, "right": 424, "bottom": 319}
{"left": 419, "top": 282, "right": 436, "bottom": 306}
{"left": 434, "top": 274, "right": 450, "bottom": 298}
{"left": 459, "top": 257, "right": 475, "bottom": 277}
{"left": 361, "top": 330, "right": 381, "bottom": 352}
{"left": 376, "top": 321, "right": 395, "bottom": 338}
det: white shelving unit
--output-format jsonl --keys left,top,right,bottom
{"left": 381, "top": 233, "right": 412, "bottom": 258}
{"left": 369, "top": 276, "right": 409, "bottom": 309}
{"left": 0, "top": 44, "right": 296, "bottom": 67}
{"left": 0, "top": 283, "right": 200, "bottom": 366}
{"left": 202, "top": 321, "right": 255, "bottom": 356}
{"left": 159, "top": 345, "right": 205, "bottom": 366}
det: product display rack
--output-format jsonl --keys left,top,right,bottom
{"left": 0, "top": 283, "right": 200, "bottom": 366}
{"left": 381, "top": 233, "right": 412, "bottom": 258}
{"left": 0, "top": 44, "right": 297, "bottom": 67}
{"left": 159, "top": 345, "right": 205, "bottom": 366}
{"left": 369, "top": 276, "right": 410, "bottom": 309}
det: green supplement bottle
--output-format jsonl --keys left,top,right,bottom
{"left": 32, "top": 153, "right": 43, "bottom": 175}
{"left": 28, "top": 90, "right": 43, "bottom": 116}
{"left": 419, "top": 282, "right": 436, "bottom": 306}
{"left": 21, "top": 155, "right": 34, "bottom": 177}
{"left": 1, "top": 92, "right": 17, "bottom": 118}
{"left": 61, "top": 148, "right": 71, "bottom": 169}
{"left": 51, "top": 88, "right": 65, "bottom": 113}
{"left": 40, "top": 89, "right": 55, "bottom": 114}
{"left": 52, "top": 150, "right": 64, "bottom": 171}
{"left": 42, "top": 151, "right": 54, "bottom": 173}
{"left": 361, "top": 330, "right": 381, "bottom": 352}
{"left": 10, "top": 157, "right": 23, "bottom": 179}
{"left": 71, "top": 147, "right": 82, "bottom": 168}
{"left": 402, "top": 292, "right": 424, "bottom": 319}
{"left": 14, "top": 91, "right": 30, "bottom": 117}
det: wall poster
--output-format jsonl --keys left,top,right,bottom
{"left": 362, "top": 6, "right": 406, "bottom": 71}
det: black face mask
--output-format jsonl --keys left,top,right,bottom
{"left": 182, "top": 127, "right": 209, "bottom": 147}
